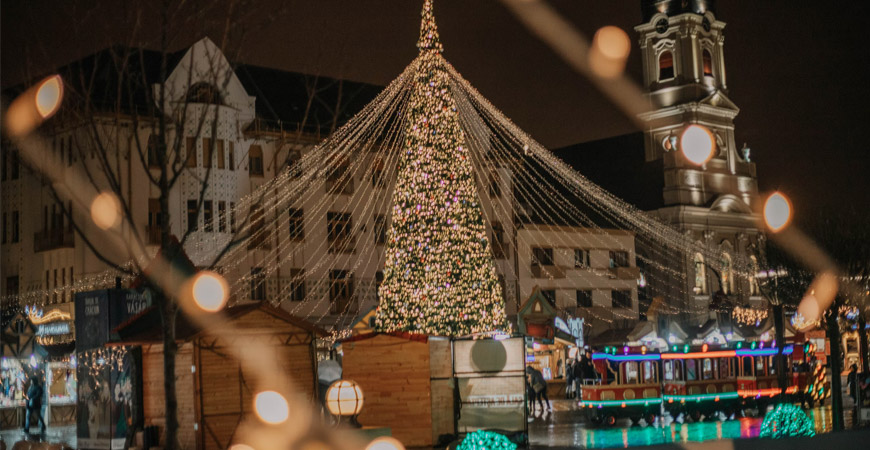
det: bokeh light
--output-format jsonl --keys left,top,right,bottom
{"left": 229, "top": 445, "right": 255, "bottom": 450}
{"left": 365, "top": 437, "right": 406, "bottom": 450}
{"left": 763, "top": 192, "right": 792, "bottom": 232}
{"left": 680, "top": 125, "right": 716, "bottom": 165}
{"left": 589, "top": 26, "right": 631, "bottom": 79}
{"left": 91, "top": 192, "right": 122, "bottom": 230}
{"left": 254, "top": 390, "right": 289, "bottom": 425}
{"left": 35, "top": 75, "right": 63, "bottom": 119}
{"left": 325, "top": 380, "right": 364, "bottom": 416}
{"left": 191, "top": 271, "right": 229, "bottom": 312}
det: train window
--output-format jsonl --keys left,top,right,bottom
{"left": 702, "top": 358, "right": 714, "bottom": 380}
{"left": 756, "top": 357, "right": 765, "bottom": 375}
{"left": 664, "top": 361, "right": 674, "bottom": 381}
{"left": 674, "top": 360, "right": 683, "bottom": 381}
{"left": 769, "top": 356, "right": 776, "bottom": 374}
{"left": 643, "top": 361, "right": 656, "bottom": 382}
{"left": 742, "top": 356, "right": 753, "bottom": 376}
{"left": 625, "top": 362, "right": 639, "bottom": 384}
{"left": 686, "top": 360, "right": 697, "bottom": 381}
{"left": 719, "top": 358, "right": 730, "bottom": 378}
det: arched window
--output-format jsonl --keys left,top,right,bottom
{"left": 694, "top": 253, "right": 707, "bottom": 294}
{"left": 720, "top": 253, "right": 734, "bottom": 294}
{"left": 703, "top": 49, "right": 714, "bottom": 77}
{"left": 749, "top": 256, "right": 760, "bottom": 296}
{"left": 658, "top": 51, "right": 675, "bottom": 81}
{"left": 186, "top": 82, "right": 223, "bottom": 105}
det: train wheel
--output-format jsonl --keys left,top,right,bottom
{"left": 590, "top": 413, "right": 603, "bottom": 426}
{"left": 630, "top": 415, "right": 642, "bottom": 426}
{"left": 604, "top": 414, "right": 617, "bottom": 427}
{"left": 645, "top": 413, "right": 657, "bottom": 426}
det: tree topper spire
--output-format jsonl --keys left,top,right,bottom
{"left": 417, "top": 0, "right": 443, "bottom": 53}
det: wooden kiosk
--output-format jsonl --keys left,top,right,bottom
{"left": 115, "top": 302, "right": 325, "bottom": 449}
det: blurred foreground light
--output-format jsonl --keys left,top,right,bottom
{"left": 365, "top": 437, "right": 406, "bottom": 450}
{"left": 680, "top": 125, "right": 716, "bottom": 165}
{"left": 325, "top": 380, "right": 364, "bottom": 417}
{"left": 795, "top": 272, "right": 839, "bottom": 329}
{"left": 91, "top": 192, "right": 122, "bottom": 230}
{"left": 763, "top": 192, "right": 792, "bottom": 232}
{"left": 229, "top": 445, "right": 254, "bottom": 450}
{"left": 191, "top": 271, "right": 228, "bottom": 312}
{"left": 589, "top": 26, "right": 630, "bottom": 79}
{"left": 4, "top": 74, "right": 64, "bottom": 137}
{"left": 254, "top": 390, "right": 289, "bottom": 425}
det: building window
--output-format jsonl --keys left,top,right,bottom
{"left": 541, "top": 289, "right": 556, "bottom": 305}
{"left": 326, "top": 163, "right": 353, "bottom": 194}
{"left": 329, "top": 270, "right": 354, "bottom": 314}
{"left": 248, "top": 203, "right": 268, "bottom": 249}
{"left": 609, "top": 251, "right": 629, "bottom": 268}
{"left": 288, "top": 208, "right": 304, "bottom": 241}
{"left": 327, "top": 212, "right": 354, "bottom": 253}
{"left": 612, "top": 290, "right": 632, "bottom": 309}
{"left": 286, "top": 149, "right": 301, "bottom": 177}
{"left": 659, "top": 50, "right": 674, "bottom": 81}
{"left": 187, "top": 82, "right": 223, "bottom": 105}
{"left": 230, "top": 202, "right": 236, "bottom": 233}
{"left": 216, "top": 139, "right": 225, "bottom": 169}
{"left": 488, "top": 172, "right": 501, "bottom": 197}
{"left": 749, "top": 255, "right": 760, "bottom": 296}
{"left": 148, "top": 199, "right": 162, "bottom": 244}
{"left": 228, "top": 142, "right": 235, "bottom": 171}
{"left": 721, "top": 253, "right": 734, "bottom": 294}
{"left": 185, "top": 137, "right": 197, "bottom": 168}
{"left": 694, "top": 253, "right": 707, "bottom": 294}
{"left": 574, "top": 249, "right": 590, "bottom": 268}
{"left": 203, "top": 200, "right": 213, "bottom": 232}
{"left": 249, "top": 145, "right": 264, "bottom": 176}
{"left": 250, "top": 267, "right": 265, "bottom": 301}
{"left": 703, "top": 49, "right": 713, "bottom": 77}
{"left": 187, "top": 200, "right": 198, "bottom": 232}
{"left": 203, "top": 138, "right": 212, "bottom": 169}
{"left": 218, "top": 201, "right": 227, "bottom": 232}
{"left": 491, "top": 222, "right": 507, "bottom": 259}
{"left": 289, "top": 268, "right": 305, "bottom": 302}
{"left": 371, "top": 159, "right": 385, "bottom": 188}
{"left": 373, "top": 214, "right": 386, "bottom": 245}
{"left": 11, "top": 211, "right": 19, "bottom": 243}
{"left": 532, "top": 247, "right": 554, "bottom": 266}
{"left": 147, "top": 134, "right": 160, "bottom": 167}
{"left": 576, "top": 290, "right": 593, "bottom": 308}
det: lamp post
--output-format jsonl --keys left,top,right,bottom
{"left": 325, "top": 379, "right": 365, "bottom": 427}
{"left": 756, "top": 268, "right": 790, "bottom": 399}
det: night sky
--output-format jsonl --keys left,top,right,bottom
{"left": 3, "top": 0, "right": 869, "bottom": 226}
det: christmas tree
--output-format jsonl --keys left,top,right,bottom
{"left": 375, "top": 0, "right": 507, "bottom": 336}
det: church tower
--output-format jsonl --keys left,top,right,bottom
{"left": 635, "top": 0, "right": 764, "bottom": 318}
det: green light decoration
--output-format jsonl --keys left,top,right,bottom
{"left": 457, "top": 430, "right": 517, "bottom": 450}
{"left": 374, "top": 0, "right": 507, "bottom": 336}
{"left": 759, "top": 403, "right": 816, "bottom": 439}
{"left": 664, "top": 392, "right": 739, "bottom": 402}
{"left": 583, "top": 398, "right": 663, "bottom": 407}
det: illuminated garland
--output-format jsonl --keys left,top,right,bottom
{"left": 732, "top": 306, "right": 768, "bottom": 326}
{"left": 457, "top": 430, "right": 517, "bottom": 450}
{"left": 77, "top": 346, "right": 130, "bottom": 382}
{"left": 805, "top": 352, "right": 830, "bottom": 403}
{"left": 374, "top": 0, "right": 507, "bottom": 337}
{"left": 759, "top": 403, "right": 815, "bottom": 438}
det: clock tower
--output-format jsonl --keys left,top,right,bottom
{"left": 635, "top": 1, "right": 764, "bottom": 319}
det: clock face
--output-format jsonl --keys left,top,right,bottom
{"left": 656, "top": 18, "right": 669, "bottom": 34}
{"left": 702, "top": 17, "right": 712, "bottom": 32}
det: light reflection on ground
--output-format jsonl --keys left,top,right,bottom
{"left": 529, "top": 400, "right": 846, "bottom": 449}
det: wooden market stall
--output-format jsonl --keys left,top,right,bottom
{"left": 115, "top": 302, "right": 325, "bottom": 450}
{"left": 340, "top": 332, "right": 454, "bottom": 447}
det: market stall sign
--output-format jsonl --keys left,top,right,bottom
{"left": 37, "top": 322, "right": 71, "bottom": 336}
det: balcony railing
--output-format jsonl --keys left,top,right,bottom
{"left": 33, "top": 228, "right": 74, "bottom": 253}
{"left": 145, "top": 226, "right": 163, "bottom": 246}
{"left": 608, "top": 266, "right": 641, "bottom": 280}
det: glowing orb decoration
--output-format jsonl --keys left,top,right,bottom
{"left": 365, "top": 437, "right": 406, "bottom": 450}
{"left": 456, "top": 430, "right": 517, "bottom": 450}
{"left": 325, "top": 380, "right": 364, "bottom": 417}
{"left": 680, "top": 125, "right": 716, "bottom": 166}
{"left": 36, "top": 75, "right": 64, "bottom": 119}
{"left": 191, "top": 271, "right": 229, "bottom": 312}
{"left": 253, "top": 391, "right": 289, "bottom": 425}
{"left": 759, "top": 403, "right": 815, "bottom": 438}
{"left": 91, "top": 192, "right": 122, "bottom": 230}
{"left": 763, "top": 192, "right": 792, "bottom": 232}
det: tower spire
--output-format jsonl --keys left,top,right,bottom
{"left": 417, "top": 0, "right": 443, "bottom": 53}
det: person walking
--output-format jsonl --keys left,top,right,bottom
{"left": 565, "top": 359, "right": 576, "bottom": 399}
{"left": 23, "top": 375, "right": 46, "bottom": 435}
{"left": 527, "top": 366, "right": 551, "bottom": 412}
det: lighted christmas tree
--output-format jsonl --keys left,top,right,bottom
{"left": 375, "top": 0, "right": 507, "bottom": 336}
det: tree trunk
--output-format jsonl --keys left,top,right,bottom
{"left": 772, "top": 304, "right": 787, "bottom": 397}
{"left": 158, "top": 289, "right": 179, "bottom": 449}
{"left": 828, "top": 312, "right": 844, "bottom": 431}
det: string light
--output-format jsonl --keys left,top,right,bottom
{"left": 759, "top": 403, "right": 815, "bottom": 438}
{"left": 457, "top": 430, "right": 517, "bottom": 450}
{"left": 732, "top": 306, "right": 768, "bottom": 326}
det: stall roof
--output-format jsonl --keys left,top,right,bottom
{"left": 341, "top": 331, "right": 429, "bottom": 344}
{"left": 113, "top": 302, "right": 327, "bottom": 344}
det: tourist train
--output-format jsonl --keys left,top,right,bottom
{"left": 578, "top": 342, "right": 823, "bottom": 426}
